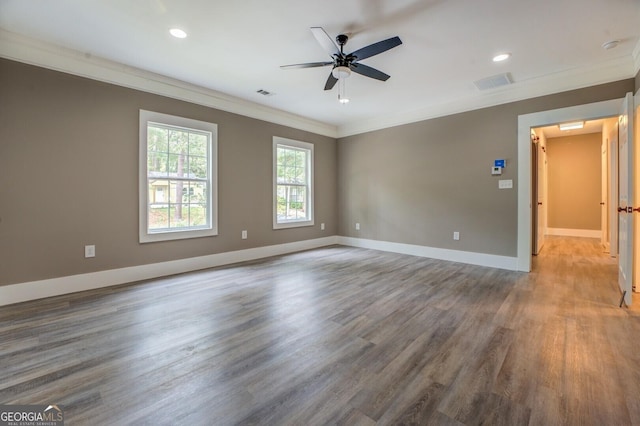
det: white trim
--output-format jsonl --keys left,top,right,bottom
{"left": 337, "top": 237, "right": 518, "bottom": 271}
{"left": 139, "top": 110, "right": 218, "bottom": 243}
{"left": 0, "top": 237, "right": 339, "bottom": 307}
{"left": 272, "top": 137, "right": 315, "bottom": 229}
{"left": 0, "top": 236, "right": 522, "bottom": 307}
{"left": 0, "top": 30, "right": 337, "bottom": 139}
{"left": 2, "top": 30, "right": 635, "bottom": 140}
{"left": 546, "top": 228, "right": 602, "bottom": 238}
{"left": 517, "top": 98, "right": 622, "bottom": 272}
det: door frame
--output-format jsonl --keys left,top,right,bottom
{"left": 517, "top": 98, "right": 621, "bottom": 271}
{"left": 609, "top": 129, "right": 619, "bottom": 257}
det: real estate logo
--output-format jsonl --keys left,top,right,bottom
{"left": 0, "top": 405, "right": 64, "bottom": 426}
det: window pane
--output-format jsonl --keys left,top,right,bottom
{"left": 167, "top": 153, "right": 188, "bottom": 175}
{"left": 188, "top": 204, "right": 207, "bottom": 227}
{"left": 169, "top": 203, "right": 187, "bottom": 228}
{"left": 190, "top": 181, "right": 207, "bottom": 203}
{"left": 149, "top": 180, "right": 169, "bottom": 204}
{"left": 148, "top": 126, "right": 168, "bottom": 152}
{"left": 169, "top": 181, "right": 187, "bottom": 204}
{"left": 188, "top": 155, "right": 207, "bottom": 179}
{"left": 181, "top": 182, "right": 191, "bottom": 204}
{"left": 293, "top": 166, "right": 306, "bottom": 184}
{"left": 276, "top": 186, "right": 287, "bottom": 219}
{"left": 149, "top": 205, "right": 169, "bottom": 230}
{"left": 277, "top": 147, "right": 308, "bottom": 185}
{"left": 148, "top": 152, "right": 167, "bottom": 175}
{"left": 276, "top": 184, "right": 307, "bottom": 221}
{"left": 168, "top": 130, "right": 188, "bottom": 154}
{"left": 189, "top": 133, "right": 208, "bottom": 157}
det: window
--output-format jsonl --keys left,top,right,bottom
{"left": 139, "top": 110, "right": 217, "bottom": 243}
{"left": 273, "top": 137, "right": 314, "bottom": 229}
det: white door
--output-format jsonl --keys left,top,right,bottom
{"left": 536, "top": 141, "right": 546, "bottom": 253}
{"left": 618, "top": 92, "right": 634, "bottom": 306}
{"left": 601, "top": 139, "right": 608, "bottom": 250}
{"left": 609, "top": 130, "right": 618, "bottom": 257}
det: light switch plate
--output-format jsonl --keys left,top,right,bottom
{"left": 499, "top": 179, "right": 513, "bottom": 189}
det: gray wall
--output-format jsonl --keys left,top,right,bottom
{"left": 636, "top": 68, "right": 640, "bottom": 93}
{"left": 337, "top": 80, "right": 634, "bottom": 257}
{"left": 546, "top": 133, "right": 602, "bottom": 230}
{"left": 0, "top": 59, "right": 338, "bottom": 286}
{"left": 1, "top": 57, "right": 636, "bottom": 286}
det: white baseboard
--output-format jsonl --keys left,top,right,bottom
{"left": 1, "top": 236, "right": 521, "bottom": 307}
{"left": 337, "top": 237, "right": 519, "bottom": 271}
{"left": 0, "top": 236, "right": 339, "bottom": 307}
{"left": 546, "top": 228, "right": 601, "bottom": 238}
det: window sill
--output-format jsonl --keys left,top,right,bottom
{"left": 273, "top": 220, "right": 315, "bottom": 230}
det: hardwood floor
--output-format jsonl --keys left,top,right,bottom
{"left": 1, "top": 237, "right": 639, "bottom": 425}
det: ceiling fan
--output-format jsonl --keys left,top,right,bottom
{"left": 281, "top": 27, "right": 402, "bottom": 91}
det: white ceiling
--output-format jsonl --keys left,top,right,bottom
{"left": 1, "top": 0, "right": 639, "bottom": 137}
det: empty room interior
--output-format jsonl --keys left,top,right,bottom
{"left": 2, "top": 1, "right": 640, "bottom": 424}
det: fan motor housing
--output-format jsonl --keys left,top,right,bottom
{"left": 336, "top": 34, "right": 349, "bottom": 46}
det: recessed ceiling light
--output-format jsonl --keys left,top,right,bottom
{"left": 602, "top": 40, "right": 620, "bottom": 50}
{"left": 559, "top": 121, "right": 584, "bottom": 131}
{"left": 169, "top": 28, "right": 187, "bottom": 39}
{"left": 492, "top": 53, "right": 511, "bottom": 62}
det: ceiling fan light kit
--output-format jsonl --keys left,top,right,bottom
{"left": 281, "top": 27, "right": 402, "bottom": 103}
{"left": 332, "top": 66, "right": 351, "bottom": 79}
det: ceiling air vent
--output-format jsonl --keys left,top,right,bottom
{"left": 256, "top": 89, "right": 275, "bottom": 96}
{"left": 473, "top": 73, "right": 513, "bottom": 91}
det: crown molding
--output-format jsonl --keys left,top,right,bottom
{"left": 337, "top": 55, "right": 636, "bottom": 138}
{"left": 0, "top": 30, "right": 338, "bottom": 138}
{"left": 1, "top": 29, "right": 636, "bottom": 140}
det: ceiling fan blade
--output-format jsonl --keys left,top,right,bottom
{"left": 324, "top": 72, "right": 338, "bottom": 90}
{"left": 311, "top": 27, "right": 340, "bottom": 57}
{"left": 350, "top": 63, "right": 391, "bottom": 81}
{"left": 350, "top": 36, "right": 402, "bottom": 62}
{"left": 280, "top": 62, "right": 334, "bottom": 69}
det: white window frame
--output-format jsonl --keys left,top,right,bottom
{"left": 273, "top": 136, "right": 314, "bottom": 229}
{"left": 139, "top": 110, "right": 218, "bottom": 243}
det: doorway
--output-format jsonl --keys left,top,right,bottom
{"left": 518, "top": 94, "right": 638, "bottom": 306}
{"left": 531, "top": 117, "right": 618, "bottom": 256}
{"left": 517, "top": 98, "right": 622, "bottom": 272}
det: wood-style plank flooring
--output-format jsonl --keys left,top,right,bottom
{"left": 1, "top": 237, "right": 639, "bottom": 425}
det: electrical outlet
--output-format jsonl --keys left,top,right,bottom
{"left": 355, "top": 223, "right": 360, "bottom": 231}
{"left": 320, "top": 223, "right": 325, "bottom": 230}
{"left": 241, "top": 230, "right": 247, "bottom": 240}
{"left": 84, "top": 245, "right": 95, "bottom": 258}
{"left": 453, "top": 232, "right": 460, "bottom": 241}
